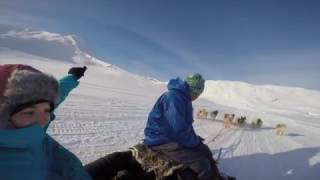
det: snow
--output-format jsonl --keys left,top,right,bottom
{"left": 1, "top": 27, "right": 320, "bottom": 180}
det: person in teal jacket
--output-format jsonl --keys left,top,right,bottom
{"left": 58, "top": 66, "right": 87, "bottom": 107}
{"left": 0, "top": 64, "right": 92, "bottom": 180}
{"left": 46, "top": 66, "right": 87, "bottom": 128}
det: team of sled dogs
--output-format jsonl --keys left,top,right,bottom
{"left": 196, "top": 108, "right": 287, "bottom": 136}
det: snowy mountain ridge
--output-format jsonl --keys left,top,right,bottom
{"left": 1, "top": 25, "right": 319, "bottom": 118}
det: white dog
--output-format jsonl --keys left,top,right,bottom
{"left": 251, "top": 118, "right": 263, "bottom": 128}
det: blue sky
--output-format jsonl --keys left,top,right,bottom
{"left": 1, "top": 0, "right": 320, "bottom": 90}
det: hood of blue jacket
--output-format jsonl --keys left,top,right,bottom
{"left": 144, "top": 77, "right": 200, "bottom": 148}
{"left": 167, "top": 78, "right": 191, "bottom": 100}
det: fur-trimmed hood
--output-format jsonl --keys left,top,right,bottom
{"left": 0, "top": 64, "right": 59, "bottom": 129}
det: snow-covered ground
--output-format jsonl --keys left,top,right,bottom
{"left": 1, "top": 26, "right": 320, "bottom": 180}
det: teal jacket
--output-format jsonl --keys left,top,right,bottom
{"left": 0, "top": 125, "right": 92, "bottom": 180}
{"left": 58, "top": 74, "right": 79, "bottom": 107}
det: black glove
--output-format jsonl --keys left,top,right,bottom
{"left": 68, "top": 66, "right": 87, "bottom": 80}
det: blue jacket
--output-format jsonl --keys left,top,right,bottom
{"left": 144, "top": 78, "right": 201, "bottom": 148}
{"left": 0, "top": 125, "right": 92, "bottom": 180}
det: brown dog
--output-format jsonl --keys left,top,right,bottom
{"left": 197, "top": 108, "right": 208, "bottom": 120}
{"left": 276, "top": 124, "right": 286, "bottom": 136}
{"left": 223, "top": 113, "right": 235, "bottom": 128}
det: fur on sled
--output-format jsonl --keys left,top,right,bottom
{"left": 129, "top": 144, "right": 194, "bottom": 180}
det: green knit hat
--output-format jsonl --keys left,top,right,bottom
{"left": 185, "top": 73, "right": 205, "bottom": 95}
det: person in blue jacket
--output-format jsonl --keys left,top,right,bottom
{"left": 0, "top": 64, "right": 92, "bottom": 180}
{"left": 144, "top": 73, "right": 223, "bottom": 180}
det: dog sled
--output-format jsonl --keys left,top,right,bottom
{"left": 85, "top": 144, "right": 236, "bottom": 180}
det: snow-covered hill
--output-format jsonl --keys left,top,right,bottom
{"left": 0, "top": 24, "right": 121, "bottom": 70}
{"left": 202, "top": 80, "right": 320, "bottom": 122}
{"left": 1, "top": 26, "right": 319, "bottom": 180}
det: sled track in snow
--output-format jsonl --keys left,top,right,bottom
{"left": 196, "top": 119, "right": 246, "bottom": 159}
{"left": 48, "top": 94, "right": 150, "bottom": 163}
